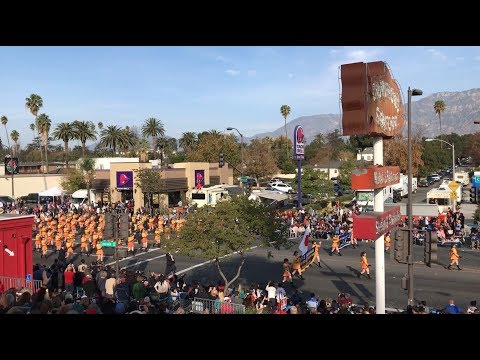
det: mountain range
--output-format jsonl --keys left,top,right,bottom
{"left": 247, "top": 88, "right": 480, "bottom": 143}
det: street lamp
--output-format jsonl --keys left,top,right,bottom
{"left": 425, "top": 138, "right": 455, "bottom": 183}
{"left": 407, "top": 87, "right": 423, "bottom": 306}
{"left": 226, "top": 126, "right": 244, "bottom": 180}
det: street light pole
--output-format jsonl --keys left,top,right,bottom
{"left": 226, "top": 127, "right": 245, "bottom": 190}
{"left": 407, "top": 87, "right": 423, "bottom": 307}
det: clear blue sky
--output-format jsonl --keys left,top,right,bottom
{"left": 1, "top": 46, "right": 479, "bottom": 147}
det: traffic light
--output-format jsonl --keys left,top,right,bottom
{"left": 219, "top": 152, "right": 225, "bottom": 168}
{"left": 424, "top": 230, "right": 438, "bottom": 267}
{"left": 118, "top": 212, "right": 129, "bottom": 241}
{"left": 470, "top": 187, "right": 477, "bottom": 204}
{"left": 394, "top": 229, "right": 408, "bottom": 263}
{"left": 104, "top": 213, "right": 115, "bottom": 240}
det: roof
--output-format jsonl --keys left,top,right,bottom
{"left": 361, "top": 147, "right": 374, "bottom": 155}
{"left": 256, "top": 191, "right": 289, "bottom": 202}
{"left": 313, "top": 161, "right": 342, "bottom": 169}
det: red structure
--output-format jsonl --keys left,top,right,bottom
{"left": 0, "top": 215, "right": 34, "bottom": 279}
{"left": 351, "top": 165, "right": 400, "bottom": 190}
{"left": 353, "top": 206, "right": 402, "bottom": 240}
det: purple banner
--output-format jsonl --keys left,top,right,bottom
{"left": 293, "top": 125, "right": 305, "bottom": 160}
{"left": 116, "top": 171, "right": 133, "bottom": 189}
{"left": 195, "top": 170, "right": 205, "bottom": 188}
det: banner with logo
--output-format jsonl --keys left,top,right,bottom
{"left": 4, "top": 157, "right": 19, "bottom": 175}
{"left": 194, "top": 170, "right": 205, "bottom": 189}
{"left": 116, "top": 171, "right": 133, "bottom": 189}
{"left": 293, "top": 125, "right": 305, "bottom": 160}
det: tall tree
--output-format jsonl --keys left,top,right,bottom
{"left": 100, "top": 125, "right": 123, "bottom": 155}
{"left": 384, "top": 135, "right": 424, "bottom": 176}
{"left": 179, "top": 131, "right": 197, "bottom": 152}
{"left": 120, "top": 126, "right": 138, "bottom": 155}
{"left": 25, "top": 94, "right": 44, "bottom": 169}
{"left": 434, "top": 100, "right": 446, "bottom": 149}
{"left": 79, "top": 157, "right": 96, "bottom": 206}
{"left": 187, "top": 133, "right": 240, "bottom": 167}
{"left": 244, "top": 138, "right": 279, "bottom": 185}
{"left": 10, "top": 130, "right": 19, "bottom": 157}
{"left": 135, "top": 168, "right": 162, "bottom": 209}
{"left": 165, "top": 196, "right": 288, "bottom": 294}
{"left": 142, "top": 117, "right": 164, "bottom": 159}
{"left": 1, "top": 116, "right": 11, "bottom": 153}
{"left": 52, "top": 122, "right": 76, "bottom": 168}
{"left": 98, "top": 121, "right": 104, "bottom": 130}
{"left": 73, "top": 120, "right": 97, "bottom": 157}
{"left": 36, "top": 114, "right": 51, "bottom": 173}
{"left": 280, "top": 104, "right": 291, "bottom": 159}
{"left": 29, "top": 123, "right": 36, "bottom": 146}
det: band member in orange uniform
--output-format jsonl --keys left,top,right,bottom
{"left": 358, "top": 251, "right": 371, "bottom": 279}
{"left": 312, "top": 240, "right": 322, "bottom": 267}
{"left": 447, "top": 244, "right": 462, "bottom": 270}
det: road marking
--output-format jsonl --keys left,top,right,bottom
{"left": 176, "top": 245, "right": 259, "bottom": 275}
{"left": 108, "top": 253, "right": 167, "bottom": 270}
{"left": 105, "top": 247, "right": 163, "bottom": 266}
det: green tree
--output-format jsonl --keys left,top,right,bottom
{"left": 60, "top": 168, "right": 87, "bottom": 193}
{"left": 100, "top": 125, "right": 123, "bottom": 155}
{"left": 179, "top": 131, "right": 197, "bottom": 153}
{"left": 29, "top": 123, "right": 36, "bottom": 150}
{"left": 271, "top": 136, "right": 295, "bottom": 173}
{"left": 434, "top": 100, "right": 446, "bottom": 149}
{"left": 135, "top": 168, "right": 162, "bottom": 208}
{"left": 98, "top": 121, "right": 104, "bottom": 130}
{"left": 346, "top": 135, "right": 374, "bottom": 154}
{"left": 73, "top": 120, "right": 97, "bottom": 158}
{"left": 120, "top": 126, "right": 139, "bottom": 155}
{"left": 25, "top": 94, "right": 44, "bottom": 169}
{"left": 52, "top": 122, "right": 76, "bottom": 168}
{"left": 280, "top": 105, "right": 291, "bottom": 143}
{"left": 304, "top": 133, "right": 325, "bottom": 164}
{"left": 292, "top": 167, "right": 334, "bottom": 200}
{"left": 187, "top": 133, "right": 239, "bottom": 166}
{"left": 1, "top": 116, "right": 10, "bottom": 152}
{"left": 36, "top": 114, "right": 51, "bottom": 173}
{"left": 165, "top": 196, "right": 288, "bottom": 293}
{"left": 338, "top": 158, "right": 358, "bottom": 188}
{"left": 244, "top": 138, "right": 279, "bottom": 185}
{"left": 142, "top": 117, "right": 165, "bottom": 159}
{"left": 10, "top": 130, "right": 19, "bottom": 157}
{"left": 79, "top": 157, "right": 96, "bottom": 205}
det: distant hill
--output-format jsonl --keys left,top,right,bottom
{"left": 247, "top": 88, "right": 480, "bottom": 143}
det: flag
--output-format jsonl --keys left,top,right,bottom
{"left": 299, "top": 226, "right": 311, "bottom": 255}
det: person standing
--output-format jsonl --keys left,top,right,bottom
{"left": 165, "top": 252, "right": 176, "bottom": 277}
{"left": 447, "top": 244, "right": 462, "bottom": 270}
{"left": 311, "top": 240, "right": 322, "bottom": 267}
{"left": 291, "top": 251, "right": 304, "bottom": 280}
{"left": 385, "top": 232, "right": 391, "bottom": 252}
{"left": 281, "top": 258, "right": 293, "bottom": 285}
{"left": 357, "top": 251, "right": 371, "bottom": 279}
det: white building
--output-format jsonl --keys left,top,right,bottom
{"left": 76, "top": 157, "right": 139, "bottom": 170}
{"left": 356, "top": 147, "right": 374, "bottom": 162}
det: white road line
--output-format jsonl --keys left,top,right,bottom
{"left": 176, "top": 245, "right": 259, "bottom": 275}
{"left": 105, "top": 247, "right": 163, "bottom": 266}
{"left": 108, "top": 254, "right": 167, "bottom": 270}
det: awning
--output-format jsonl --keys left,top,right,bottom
{"left": 257, "top": 192, "right": 289, "bottom": 202}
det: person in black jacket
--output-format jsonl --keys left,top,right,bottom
{"left": 165, "top": 252, "right": 176, "bottom": 277}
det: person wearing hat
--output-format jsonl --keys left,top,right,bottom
{"left": 358, "top": 251, "right": 371, "bottom": 279}
{"left": 447, "top": 244, "right": 462, "bottom": 270}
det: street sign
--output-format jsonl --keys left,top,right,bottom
{"left": 450, "top": 192, "right": 458, "bottom": 199}
{"left": 100, "top": 241, "right": 116, "bottom": 247}
{"left": 240, "top": 176, "right": 248, "bottom": 183}
{"left": 448, "top": 181, "right": 459, "bottom": 193}
{"left": 476, "top": 176, "right": 480, "bottom": 183}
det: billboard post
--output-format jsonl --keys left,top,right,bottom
{"left": 293, "top": 126, "right": 305, "bottom": 209}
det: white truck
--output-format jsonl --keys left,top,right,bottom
{"left": 427, "top": 182, "right": 462, "bottom": 213}
{"left": 454, "top": 171, "right": 469, "bottom": 186}
{"left": 71, "top": 189, "right": 96, "bottom": 209}
{"left": 189, "top": 185, "right": 242, "bottom": 208}
{"left": 392, "top": 174, "right": 417, "bottom": 198}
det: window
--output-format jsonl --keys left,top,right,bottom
{"left": 191, "top": 193, "right": 206, "bottom": 200}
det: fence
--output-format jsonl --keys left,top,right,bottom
{"left": 0, "top": 276, "right": 42, "bottom": 294}
{"left": 191, "top": 297, "right": 245, "bottom": 314}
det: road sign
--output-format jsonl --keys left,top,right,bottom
{"left": 476, "top": 176, "right": 480, "bottom": 183}
{"left": 450, "top": 192, "right": 458, "bottom": 199}
{"left": 100, "top": 241, "right": 116, "bottom": 247}
{"left": 448, "top": 181, "right": 459, "bottom": 193}
{"left": 240, "top": 176, "right": 248, "bottom": 183}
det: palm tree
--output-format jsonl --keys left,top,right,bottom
{"left": 25, "top": 94, "right": 44, "bottom": 169}
{"left": 179, "top": 131, "right": 197, "bottom": 152}
{"left": 141, "top": 117, "right": 165, "bottom": 159}
{"left": 98, "top": 121, "right": 104, "bottom": 130}
{"left": 207, "top": 129, "right": 222, "bottom": 137}
{"left": 52, "top": 122, "right": 76, "bottom": 168}
{"left": 1, "top": 116, "right": 11, "bottom": 152}
{"left": 280, "top": 104, "right": 291, "bottom": 158}
{"left": 36, "top": 114, "right": 51, "bottom": 173}
{"left": 434, "top": 100, "right": 446, "bottom": 149}
{"left": 120, "top": 126, "right": 138, "bottom": 154}
{"left": 10, "top": 130, "right": 19, "bottom": 157}
{"left": 73, "top": 120, "right": 97, "bottom": 157}
{"left": 100, "top": 125, "right": 123, "bottom": 155}
{"left": 29, "top": 123, "right": 36, "bottom": 144}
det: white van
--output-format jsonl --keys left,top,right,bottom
{"left": 71, "top": 189, "right": 96, "bottom": 209}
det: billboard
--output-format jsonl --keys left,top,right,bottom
{"left": 195, "top": 170, "right": 205, "bottom": 189}
{"left": 351, "top": 165, "right": 400, "bottom": 190}
{"left": 4, "top": 157, "right": 19, "bottom": 175}
{"left": 340, "top": 61, "right": 404, "bottom": 138}
{"left": 353, "top": 206, "right": 402, "bottom": 240}
{"left": 116, "top": 171, "right": 133, "bottom": 189}
{"left": 293, "top": 125, "right": 305, "bottom": 160}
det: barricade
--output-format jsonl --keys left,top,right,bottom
{"left": 0, "top": 276, "right": 42, "bottom": 294}
{"left": 192, "top": 297, "right": 245, "bottom": 314}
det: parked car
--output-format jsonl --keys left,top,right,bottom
{"left": 0, "top": 196, "right": 15, "bottom": 206}
{"left": 19, "top": 193, "right": 39, "bottom": 205}
{"left": 269, "top": 182, "right": 293, "bottom": 193}
{"left": 430, "top": 173, "right": 441, "bottom": 182}
{"left": 418, "top": 179, "right": 429, "bottom": 187}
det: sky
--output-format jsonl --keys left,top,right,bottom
{"left": 1, "top": 46, "right": 479, "bottom": 147}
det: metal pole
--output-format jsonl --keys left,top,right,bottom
{"left": 240, "top": 133, "right": 244, "bottom": 179}
{"left": 373, "top": 136, "right": 385, "bottom": 314}
{"left": 407, "top": 87, "right": 414, "bottom": 306}
{"left": 297, "top": 160, "right": 302, "bottom": 210}
{"left": 450, "top": 143, "right": 457, "bottom": 212}
{"left": 11, "top": 158, "right": 14, "bottom": 198}
{"left": 114, "top": 214, "right": 119, "bottom": 281}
